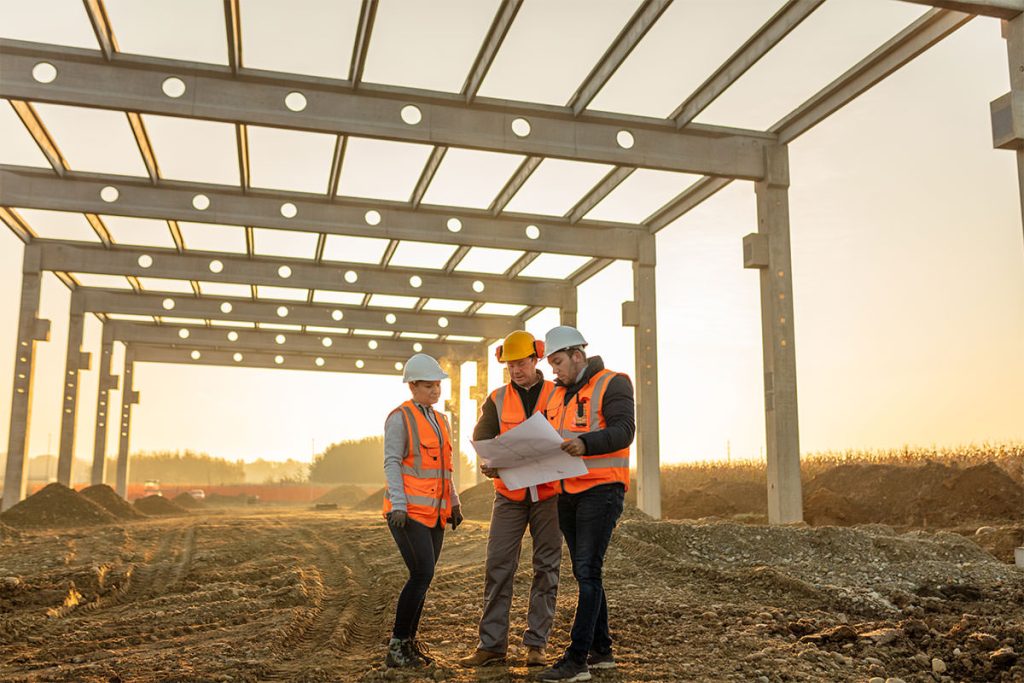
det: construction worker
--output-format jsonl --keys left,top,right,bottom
{"left": 382, "top": 353, "right": 464, "bottom": 669}
{"left": 536, "top": 326, "right": 635, "bottom": 683}
{"left": 459, "top": 331, "right": 561, "bottom": 669}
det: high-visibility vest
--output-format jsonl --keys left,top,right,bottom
{"left": 382, "top": 400, "right": 454, "bottom": 527}
{"left": 490, "top": 380, "right": 559, "bottom": 502}
{"left": 546, "top": 369, "right": 631, "bottom": 494}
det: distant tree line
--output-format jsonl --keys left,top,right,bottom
{"left": 125, "top": 450, "right": 246, "bottom": 484}
{"left": 309, "top": 437, "right": 384, "bottom": 484}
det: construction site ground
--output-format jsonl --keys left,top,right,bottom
{"left": 1, "top": 498, "right": 1022, "bottom": 683}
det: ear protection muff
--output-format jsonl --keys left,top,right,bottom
{"left": 494, "top": 340, "right": 546, "bottom": 361}
{"left": 494, "top": 344, "right": 504, "bottom": 362}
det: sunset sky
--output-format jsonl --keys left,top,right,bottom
{"left": 0, "top": 0, "right": 1021, "bottom": 477}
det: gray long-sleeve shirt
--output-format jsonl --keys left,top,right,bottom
{"left": 383, "top": 403, "right": 461, "bottom": 512}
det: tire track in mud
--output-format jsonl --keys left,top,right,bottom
{"left": 259, "top": 518, "right": 390, "bottom": 681}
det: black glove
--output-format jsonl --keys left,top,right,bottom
{"left": 449, "top": 505, "right": 463, "bottom": 531}
{"left": 388, "top": 510, "right": 408, "bottom": 528}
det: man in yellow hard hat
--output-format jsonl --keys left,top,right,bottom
{"left": 459, "top": 331, "right": 561, "bottom": 669}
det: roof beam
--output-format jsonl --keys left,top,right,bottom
{"left": 0, "top": 166, "right": 641, "bottom": 259}
{"left": 462, "top": 0, "right": 523, "bottom": 102}
{"left": 410, "top": 146, "right": 446, "bottom": 208}
{"left": 671, "top": 0, "right": 826, "bottom": 127}
{"left": 79, "top": 288, "right": 517, "bottom": 339}
{"left": 895, "top": 0, "right": 1022, "bottom": 19}
{"left": 0, "top": 40, "right": 772, "bottom": 180}
{"left": 489, "top": 156, "right": 541, "bottom": 215}
{"left": 772, "top": 9, "right": 973, "bottom": 143}
{"left": 349, "top": 0, "right": 378, "bottom": 86}
{"left": 30, "top": 240, "right": 566, "bottom": 307}
{"left": 647, "top": 176, "right": 733, "bottom": 233}
{"left": 9, "top": 100, "right": 67, "bottom": 175}
{"left": 566, "top": 166, "right": 634, "bottom": 223}
{"left": 126, "top": 112, "right": 160, "bottom": 183}
{"left": 82, "top": 0, "right": 117, "bottom": 61}
{"left": 129, "top": 343, "right": 408, "bottom": 375}
{"left": 108, "top": 321, "right": 469, "bottom": 359}
{"left": 223, "top": 0, "right": 242, "bottom": 75}
{"left": 570, "top": 257, "right": 615, "bottom": 286}
{"left": 568, "top": 0, "right": 673, "bottom": 116}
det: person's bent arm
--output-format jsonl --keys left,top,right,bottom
{"left": 383, "top": 411, "right": 409, "bottom": 511}
{"left": 578, "top": 375, "right": 636, "bottom": 455}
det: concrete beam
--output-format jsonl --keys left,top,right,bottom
{"left": 114, "top": 348, "right": 135, "bottom": 497}
{"left": 772, "top": 9, "right": 973, "bottom": 143}
{"left": 0, "top": 166, "right": 643, "bottom": 260}
{"left": 462, "top": 0, "right": 522, "bottom": 102}
{"left": 107, "top": 321, "right": 476, "bottom": 361}
{"left": 568, "top": 0, "right": 673, "bottom": 115}
{"left": 349, "top": 0, "right": 378, "bottom": 86}
{"left": 647, "top": 176, "right": 733, "bottom": 233}
{"left": 1001, "top": 12, "right": 1024, "bottom": 243}
{"left": 672, "top": 0, "right": 826, "bottom": 127}
{"left": 31, "top": 240, "right": 564, "bottom": 308}
{"left": 1, "top": 261, "right": 49, "bottom": 512}
{"left": 130, "top": 343, "right": 407, "bottom": 375}
{"left": 0, "top": 40, "right": 773, "bottom": 180}
{"left": 746, "top": 146, "right": 802, "bottom": 524}
{"left": 79, "top": 288, "right": 517, "bottom": 340}
{"left": 567, "top": 166, "right": 635, "bottom": 224}
{"left": 896, "top": 0, "right": 1022, "bottom": 19}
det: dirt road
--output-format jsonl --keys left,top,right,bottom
{"left": 1, "top": 509, "right": 1022, "bottom": 682}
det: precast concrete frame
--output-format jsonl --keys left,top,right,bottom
{"left": 2, "top": 0, "right": 1021, "bottom": 520}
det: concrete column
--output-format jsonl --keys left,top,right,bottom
{"left": 443, "top": 359, "right": 461, "bottom": 491}
{"left": 56, "top": 291, "right": 91, "bottom": 486}
{"left": 560, "top": 288, "right": 578, "bottom": 327}
{"left": 745, "top": 144, "right": 803, "bottom": 524}
{"left": 997, "top": 14, "right": 1024, "bottom": 241}
{"left": 1, "top": 248, "right": 51, "bottom": 512}
{"left": 623, "top": 234, "right": 661, "bottom": 519}
{"left": 115, "top": 348, "right": 138, "bottom": 498}
{"left": 91, "top": 324, "right": 118, "bottom": 486}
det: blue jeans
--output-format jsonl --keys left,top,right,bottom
{"left": 557, "top": 482, "right": 625, "bottom": 662}
{"left": 388, "top": 517, "right": 444, "bottom": 639}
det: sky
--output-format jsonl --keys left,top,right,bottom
{"left": 0, "top": 0, "right": 1021, "bottom": 478}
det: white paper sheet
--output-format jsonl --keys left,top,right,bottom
{"left": 471, "top": 413, "right": 587, "bottom": 490}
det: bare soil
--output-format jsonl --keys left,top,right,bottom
{"left": 0, "top": 504, "right": 1021, "bottom": 683}
{"left": 133, "top": 495, "right": 187, "bottom": 516}
{"left": 80, "top": 485, "right": 145, "bottom": 521}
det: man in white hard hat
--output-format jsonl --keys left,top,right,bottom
{"left": 536, "top": 326, "right": 634, "bottom": 682}
{"left": 459, "top": 331, "right": 561, "bottom": 669}
{"left": 381, "top": 353, "right": 463, "bottom": 669}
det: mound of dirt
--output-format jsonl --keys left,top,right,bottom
{"left": 314, "top": 485, "right": 367, "bottom": 507}
{"left": 458, "top": 480, "right": 495, "bottom": 520}
{"left": 0, "top": 521, "right": 20, "bottom": 541}
{"left": 172, "top": 492, "right": 204, "bottom": 509}
{"left": 0, "top": 483, "right": 115, "bottom": 528}
{"left": 355, "top": 487, "right": 385, "bottom": 511}
{"left": 80, "top": 484, "right": 145, "bottom": 520}
{"left": 803, "top": 461, "right": 1024, "bottom": 527}
{"left": 134, "top": 495, "right": 187, "bottom": 516}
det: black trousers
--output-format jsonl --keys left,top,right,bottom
{"left": 388, "top": 517, "right": 444, "bottom": 639}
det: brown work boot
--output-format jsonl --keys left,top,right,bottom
{"left": 526, "top": 646, "right": 547, "bottom": 667}
{"left": 458, "top": 649, "right": 506, "bottom": 667}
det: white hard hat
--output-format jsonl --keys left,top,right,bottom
{"left": 544, "top": 325, "right": 588, "bottom": 356}
{"left": 402, "top": 353, "right": 449, "bottom": 382}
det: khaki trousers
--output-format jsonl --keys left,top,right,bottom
{"left": 478, "top": 492, "right": 562, "bottom": 653}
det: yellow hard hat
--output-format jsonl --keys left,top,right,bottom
{"left": 495, "top": 330, "right": 544, "bottom": 362}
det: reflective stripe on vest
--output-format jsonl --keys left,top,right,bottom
{"left": 383, "top": 401, "right": 453, "bottom": 525}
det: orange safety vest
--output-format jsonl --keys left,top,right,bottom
{"left": 490, "top": 380, "right": 559, "bottom": 502}
{"left": 382, "top": 400, "right": 454, "bottom": 527}
{"left": 546, "top": 369, "right": 631, "bottom": 494}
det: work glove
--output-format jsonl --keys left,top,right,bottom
{"left": 449, "top": 505, "right": 464, "bottom": 531}
{"left": 387, "top": 510, "right": 408, "bottom": 528}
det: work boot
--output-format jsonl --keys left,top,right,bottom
{"left": 526, "top": 646, "right": 547, "bottom": 667}
{"left": 385, "top": 638, "right": 424, "bottom": 669}
{"left": 458, "top": 648, "right": 506, "bottom": 667}
{"left": 536, "top": 655, "right": 591, "bottom": 681}
{"left": 586, "top": 649, "right": 616, "bottom": 670}
{"left": 410, "top": 639, "right": 435, "bottom": 665}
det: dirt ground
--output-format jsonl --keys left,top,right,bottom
{"left": 2, "top": 503, "right": 1022, "bottom": 683}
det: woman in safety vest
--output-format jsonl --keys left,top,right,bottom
{"left": 382, "top": 353, "right": 464, "bottom": 669}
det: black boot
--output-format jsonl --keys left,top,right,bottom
{"left": 385, "top": 638, "right": 424, "bottom": 668}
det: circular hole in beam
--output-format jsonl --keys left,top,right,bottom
{"left": 285, "top": 91, "right": 307, "bottom": 112}
{"left": 394, "top": 362, "right": 404, "bottom": 371}
{"left": 616, "top": 130, "right": 635, "bottom": 149}
{"left": 162, "top": 76, "right": 186, "bottom": 98}
{"left": 192, "top": 194, "right": 210, "bottom": 211}
{"left": 276, "top": 306, "right": 289, "bottom": 318}
{"left": 400, "top": 104, "right": 422, "bottom": 125}
{"left": 315, "top": 357, "right": 325, "bottom": 367}
{"left": 472, "top": 280, "right": 485, "bottom": 293}
{"left": 344, "top": 270, "right": 358, "bottom": 284}
{"left": 331, "top": 309, "right": 343, "bottom": 321}
{"left": 437, "top": 316, "right": 449, "bottom": 328}
{"left": 100, "top": 186, "right": 119, "bottom": 203}
{"left": 511, "top": 117, "right": 531, "bottom": 137}
{"left": 209, "top": 259, "right": 224, "bottom": 273}
{"left": 32, "top": 62, "right": 57, "bottom": 84}
{"left": 355, "top": 360, "right": 365, "bottom": 369}
{"left": 275, "top": 334, "right": 286, "bottom": 344}
{"left": 274, "top": 355, "right": 284, "bottom": 365}
{"left": 227, "top": 331, "right": 239, "bottom": 341}
{"left": 190, "top": 350, "right": 201, "bottom": 360}
{"left": 137, "top": 254, "right": 153, "bottom": 268}
{"left": 446, "top": 217, "right": 462, "bottom": 233}
{"left": 278, "top": 265, "right": 292, "bottom": 278}
{"left": 364, "top": 210, "right": 381, "bottom": 226}
{"left": 368, "top": 340, "right": 378, "bottom": 350}
{"left": 409, "top": 275, "right": 422, "bottom": 288}
{"left": 385, "top": 313, "right": 397, "bottom": 325}
{"left": 413, "top": 342, "right": 423, "bottom": 352}
{"left": 525, "top": 224, "right": 540, "bottom": 240}
{"left": 220, "top": 301, "right": 233, "bottom": 313}
{"left": 322, "top": 337, "right": 333, "bottom": 347}
{"left": 178, "top": 328, "right": 189, "bottom": 339}
{"left": 280, "top": 202, "right": 297, "bottom": 218}
{"left": 233, "top": 352, "right": 243, "bottom": 362}
{"left": 162, "top": 298, "right": 175, "bottom": 310}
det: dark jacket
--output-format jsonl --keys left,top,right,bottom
{"left": 473, "top": 371, "right": 547, "bottom": 441}
{"left": 555, "top": 356, "right": 635, "bottom": 456}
